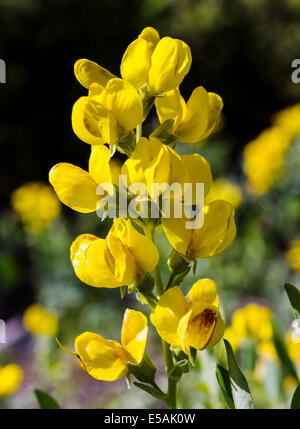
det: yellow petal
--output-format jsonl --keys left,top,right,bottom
{"left": 100, "top": 78, "right": 143, "bottom": 131}
{"left": 75, "top": 332, "right": 128, "bottom": 381}
{"left": 207, "top": 312, "right": 225, "bottom": 348}
{"left": 106, "top": 233, "right": 137, "bottom": 285}
{"left": 181, "top": 153, "right": 212, "bottom": 202}
{"left": 120, "top": 38, "right": 152, "bottom": 89}
{"left": 49, "top": 163, "right": 98, "bottom": 213}
{"left": 72, "top": 96, "right": 118, "bottom": 145}
{"left": 201, "top": 92, "right": 224, "bottom": 139}
{"left": 190, "top": 200, "right": 237, "bottom": 258}
{"left": 176, "top": 86, "right": 209, "bottom": 143}
{"left": 74, "top": 59, "right": 115, "bottom": 89}
{"left": 188, "top": 278, "right": 218, "bottom": 306}
{"left": 148, "top": 37, "right": 192, "bottom": 94}
{"left": 0, "top": 364, "right": 23, "bottom": 397}
{"left": 121, "top": 309, "right": 148, "bottom": 364}
{"left": 138, "top": 27, "right": 160, "bottom": 49}
{"left": 155, "top": 88, "right": 186, "bottom": 128}
{"left": 70, "top": 234, "right": 121, "bottom": 288}
{"left": 150, "top": 286, "right": 190, "bottom": 345}
{"left": 184, "top": 302, "right": 218, "bottom": 350}
{"left": 178, "top": 309, "right": 193, "bottom": 356}
{"left": 161, "top": 213, "right": 193, "bottom": 256}
{"left": 88, "top": 145, "right": 112, "bottom": 185}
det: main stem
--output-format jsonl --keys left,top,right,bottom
{"left": 145, "top": 225, "right": 177, "bottom": 409}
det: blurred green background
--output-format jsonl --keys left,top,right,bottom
{"left": 1, "top": 0, "right": 300, "bottom": 409}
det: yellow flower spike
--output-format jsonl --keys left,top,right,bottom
{"left": 74, "top": 309, "right": 148, "bottom": 381}
{"left": 71, "top": 96, "right": 118, "bottom": 145}
{"left": 162, "top": 200, "right": 236, "bottom": 259}
{"left": 74, "top": 58, "right": 115, "bottom": 89}
{"left": 155, "top": 86, "right": 223, "bottom": 143}
{"left": 151, "top": 282, "right": 225, "bottom": 355}
{"left": 0, "top": 364, "right": 23, "bottom": 397}
{"left": 11, "top": 182, "right": 61, "bottom": 233}
{"left": 99, "top": 78, "right": 143, "bottom": 132}
{"left": 49, "top": 145, "right": 113, "bottom": 213}
{"left": 70, "top": 219, "right": 159, "bottom": 288}
{"left": 207, "top": 178, "right": 242, "bottom": 209}
{"left": 148, "top": 37, "right": 192, "bottom": 95}
{"left": 23, "top": 304, "right": 58, "bottom": 337}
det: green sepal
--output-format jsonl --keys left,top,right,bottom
{"left": 189, "top": 347, "right": 198, "bottom": 366}
{"left": 120, "top": 286, "right": 126, "bottom": 299}
{"left": 139, "top": 86, "right": 155, "bottom": 119}
{"left": 167, "top": 249, "right": 190, "bottom": 276}
{"left": 168, "top": 359, "right": 189, "bottom": 382}
{"left": 127, "top": 352, "right": 156, "bottom": 385}
{"left": 150, "top": 119, "right": 179, "bottom": 145}
{"left": 117, "top": 131, "right": 136, "bottom": 156}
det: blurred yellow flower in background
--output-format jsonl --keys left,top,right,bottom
{"left": 224, "top": 303, "right": 273, "bottom": 350}
{"left": 243, "top": 127, "right": 289, "bottom": 195}
{"left": 75, "top": 309, "right": 148, "bottom": 381}
{"left": 23, "top": 304, "right": 59, "bottom": 337}
{"left": 207, "top": 178, "right": 242, "bottom": 209}
{"left": 272, "top": 103, "right": 300, "bottom": 141}
{"left": 0, "top": 364, "right": 23, "bottom": 397}
{"left": 11, "top": 182, "right": 61, "bottom": 232}
{"left": 286, "top": 331, "right": 300, "bottom": 364}
{"left": 285, "top": 239, "right": 300, "bottom": 273}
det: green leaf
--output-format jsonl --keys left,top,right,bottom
{"left": 223, "top": 339, "right": 255, "bottom": 409}
{"left": 34, "top": 389, "right": 60, "bottom": 409}
{"left": 285, "top": 283, "right": 300, "bottom": 320}
{"left": 127, "top": 353, "right": 156, "bottom": 384}
{"left": 272, "top": 321, "right": 299, "bottom": 383}
{"left": 291, "top": 384, "right": 300, "bottom": 409}
{"left": 216, "top": 364, "right": 235, "bottom": 409}
{"left": 133, "top": 382, "right": 167, "bottom": 401}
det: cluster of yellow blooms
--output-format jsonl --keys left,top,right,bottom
{"left": 243, "top": 103, "right": 300, "bottom": 195}
{"left": 47, "top": 27, "right": 237, "bottom": 405}
{"left": 11, "top": 182, "right": 61, "bottom": 232}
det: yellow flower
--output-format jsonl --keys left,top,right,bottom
{"left": 49, "top": 145, "right": 116, "bottom": 213}
{"left": 121, "top": 136, "right": 212, "bottom": 203}
{"left": 72, "top": 76, "right": 143, "bottom": 146}
{"left": 206, "top": 178, "right": 242, "bottom": 209}
{"left": 227, "top": 303, "right": 273, "bottom": 348}
{"left": 11, "top": 182, "right": 61, "bottom": 232}
{"left": 285, "top": 239, "right": 300, "bottom": 273}
{"left": 70, "top": 218, "right": 159, "bottom": 288}
{"left": 151, "top": 279, "right": 225, "bottom": 356}
{"left": 257, "top": 340, "right": 278, "bottom": 362}
{"left": 23, "top": 304, "right": 58, "bottom": 337}
{"left": 243, "top": 127, "right": 289, "bottom": 195}
{"left": 155, "top": 86, "right": 223, "bottom": 143}
{"left": 161, "top": 200, "right": 236, "bottom": 259}
{"left": 273, "top": 103, "right": 300, "bottom": 141}
{"left": 75, "top": 309, "right": 148, "bottom": 381}
{"left": 0, "top": 364, "right": 23, "bottom": 397}
{"left": 121, "top": 27, "right": 191, "bottom": 94}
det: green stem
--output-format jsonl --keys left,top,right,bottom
{"left": 144, "top": 225, "right": 178, "bottom": 409}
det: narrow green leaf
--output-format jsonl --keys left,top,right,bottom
{"left": 272, "top": 321, "right": 299, "bottom": 383}
{"left": 224, "top": 339, "right": 255, "bottom": 409}
{"left": 133, "top": 382, "right": 167, "bottom": 401}
{"left": 291, "top": 384, "right": 300, "bottom": 409}
{"left": 216, "top": 364, "right": 235, "bottom": 409}
{"left": 34, "top": 389, "right": 60, "bottom": 409}
{"left": 285, "top": 283, "right": 300, "bottom": 320}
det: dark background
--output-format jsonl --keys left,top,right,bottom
{"left": 1, "top": 0, "right": 300, "bottom": 209}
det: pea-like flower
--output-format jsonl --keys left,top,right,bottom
{"left": 0, "top": 364, "right": 23, "bottom": 397}
{"left": 206, "top": 178, "right": 242, "bottom": 209}
{"left": 70, "top": 218, "right": 159, "bottom": 288}
{"left": 49, "top": 145, "right": 116, "bottom": 213}
{"left": 155, "top": 86, "right": 223, "bottom": 143}
{"left": 72, "top": 74, "right": 143, "bottom": 146}
{"left": 162, "top": 199, "right": 236, "bottom": 259}
{"left": 121, "top": 136, "right": 212, "bottom": 204}
{"left": 75, "top": 309, "right": 148, "bottom": 381}
{"left": 150, "top": 279, "right": 225, "bottom": 356}
{"left": 23, "top": 304, "right": 58, "bottom": 337}
{"left": 121, "top": 27, "right": 192, "bottom": 94}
